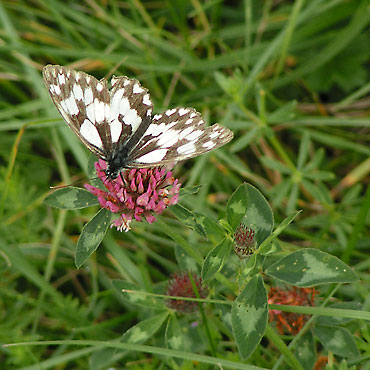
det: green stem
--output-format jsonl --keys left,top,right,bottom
{"left": 265, "top": 325, "right": 304, "bottom": 370}
{"left": 4, "top": 340, "right": 265, "bottom": 370}
{"left": 121, "top": 290, "right": 370, "bottom": 321}
{"left": 268, "top": 134, "right": 296, "bottom": 170}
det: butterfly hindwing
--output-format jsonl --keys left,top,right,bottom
{"left": 127, "top": 107, "right": 233, "bottom": 167}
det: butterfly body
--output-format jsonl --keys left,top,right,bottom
{"left": 105, "top": 147, "right": 130, "bottom": 179}
{"left": 102, "top": 115, "right": 151, "bottom": 178}
{"left": 43, "top": 65, "right": 233, "bottom": 179}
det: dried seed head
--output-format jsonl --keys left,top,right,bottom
{"left": 268, "top": 286, "right": 316, "bottom": 334}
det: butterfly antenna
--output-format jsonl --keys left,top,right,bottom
{"left": 119, "top": 172, "right": 125, "bottom": 184}
{"left": 103, "top": 173, "right": 109, "bottom": 183}
{"left": 50, "top": 183, "right": 72, "bottom": 190}
{"left": 50, "top": 176, "right": 100, "bottom": 190}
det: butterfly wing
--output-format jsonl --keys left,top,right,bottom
{"left": 42, "top": 65, "right": 153, "bottom": 159}
{"left": 43, "top": 65, "right": 110, "bottom": 158}
{"left": 43, "top": 65, "right": 232, "bottom": 172}
{"left": 108, "top": 74, "right": 153, "bottom": 148}
{"left": 126, "top": 107, "right": 233, "bottom": 167}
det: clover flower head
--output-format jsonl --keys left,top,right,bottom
{"left": 233, "top": 223, "right": 256, "bottom": 258}
{"left": 166, "top": 272, "right": 208, "bottom": 313}
{"left": 85, "top": 159, "right": 181, "bottom": 232}
{"left": 268, "top": 286, "right": 316, "bottom": 334}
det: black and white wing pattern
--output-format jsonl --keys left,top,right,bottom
{"left": 42, "top": 65, "right": 152, "bottom": 160}
{"left": 43, "top": 65, "right": 233, "bottom": 179}
{"left": 126, "top": 108, "right": 233, "bottom": 167}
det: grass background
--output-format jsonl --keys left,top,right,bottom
{"left": 0, "top": 0, "right": 370, "bottom": 369}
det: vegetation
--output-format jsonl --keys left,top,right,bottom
{"left": 0, "top": 1, "right": 369, "bottom": 369}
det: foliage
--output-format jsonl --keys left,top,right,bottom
{"left": 0, "top": 1, "right": 370, "bottom": 369}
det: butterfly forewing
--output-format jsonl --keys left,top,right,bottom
{"left": 108, "top": 75, "right": 153, "bottom": 146}
{"left": 43, "top": 65, "right": 153, "bottom": 159}
{"left": 43, "top": 65, "right": 108, "bottom": 157}
{"left": 127, "top": 108, "right": 233, "bottom": 167}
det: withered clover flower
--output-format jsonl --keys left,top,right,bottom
{"left": 233, "top": 223, "right": 256, "bottom": 258}
{"left": 268, "top": 286, "right": 316, "bottom": 335}
{"left": 85, "top": 159, "right": 181, "bottom": 232}
{"left": 166, "top": 272, "right": 208, "bottom": 313}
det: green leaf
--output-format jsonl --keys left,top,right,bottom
{"left": 230, "top": 126, "right": 259, "bottom": 153}
{"left": 90, "top": 348, "right": 116, "bottom": 370}
{"left": 121, "top": 312, "right": 169, "bottom": 344}
{"left": 44, "top": 187, "right": 99, "bottom": 209}
{"left": 294, "top": 331, "right": 316, "bottom": 370}
{"left": 214, "top": 71, "right": 230, "bottom": 93}
{"left": 304, "top": 147, "right": 325, "bottom": 172}
{"left": 297, "top": 131, "right": 310, "bottom": 170}
{"left": 301, "top": 180, "right": 333, "bottom": 204}
{"left": 287, "top": 183, "right": 299, "bottom": 213}
{"left": 260, "top": 157, "right": 291, "bottom": 174}
{"left": 314, "top": 325, "right": 359, "bottom": 358}
{"left": 75, "top": 208, "right": 112, "bottom": 268}
{"left": 179, "top": 185, "right": 203, "bottom": 197}
{"left": 226, "top": 183, "right": 274, "bottom": 246}
{"left": 231, "top": 275, "right": 268, "bottom": 360}
{"left": 258, "top": 241, "right": 282, "bottom": 256}
{"left": 268, "top": 100, "right": 297, "bottom": 123}
{"left": 174, "top": 244, "right": 198, "bottom": 272}
{"left": 265, "top": 249, "right": 359, "bottom": 287}
{"left": 87, "top": 154, "right": 104, "bottom": 189}
{"left": 170, "top": 204, "right": 207, "bottom": 239}
{"left": 200, "top": 216, "right": 226, "bottom": 244}
{"left": 258, "top": 211, "right": 301, "bottom": 255}
{"left": 214, "top": 69, "right": 245, "bottom": 97}
{"left": 165, "top": 315, "right": 192, "bottom": 351}
{"left": 240, "top": 254, "right": 260, "bottom": 279}
{"left": 202, "top": 239, "right": 232, "bottom": 281}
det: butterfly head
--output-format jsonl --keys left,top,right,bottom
{"left": 105, "top": 157, "right": 123, "bottom": 180}
{"left": 104, "top": 166, "right": 119, "bottom": 180}
{"left": 105, "top": 147, "right": 131, "bottom": 180}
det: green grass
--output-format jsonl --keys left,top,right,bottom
{"left": 0, "top": 0, "right": 370, "bottom": 369}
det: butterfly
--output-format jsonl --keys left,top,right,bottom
{"left": 42, "top": 65, "right": 233, "bottom": 180}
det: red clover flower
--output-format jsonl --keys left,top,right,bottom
{"left": 166, "top": 272, "right": 208, "bottom": 313}
{"left": 233, "top": 223, "right": 256, "bottom": 258}
{"left": 85, "top": 159, "right": 181, "bottom": 232}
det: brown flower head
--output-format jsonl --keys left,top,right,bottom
{"left": 166, "top": 272, "right": 208, "bottom": 313}
{"left": 268, "top": 286, "right": 316, "bottom": 334}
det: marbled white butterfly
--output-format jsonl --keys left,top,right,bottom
{"left": 43, "top": 65, "right": 233, "bottom": 179}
